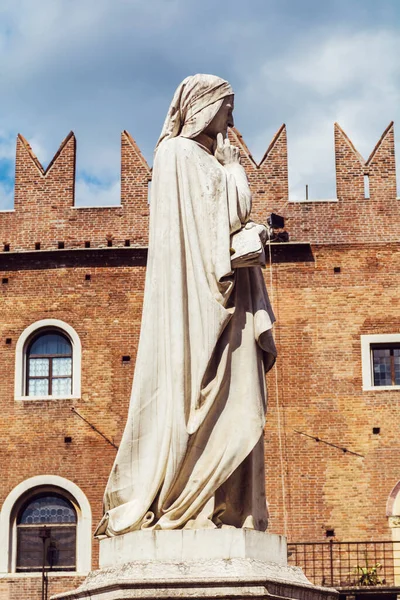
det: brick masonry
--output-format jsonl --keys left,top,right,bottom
{"left": 0, "top": 122, "right": 398, "bottom": 598}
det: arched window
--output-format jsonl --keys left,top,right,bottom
{"left": 0, "top": 476, "right": 91, "bottom": 573}
{"left": 15, "top": 319, "right": 82, "bottom": 401}
{"left": 16, "top": 492, "right": 77, "bottom": 572}
{"left": 26, "top": 331, "right": 72, "bottom": 397}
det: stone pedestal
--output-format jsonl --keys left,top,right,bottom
{"left": 51, "top": 530, "right": 338, "bottom": 600}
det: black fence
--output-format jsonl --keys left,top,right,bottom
{"left": 288, "top": 541, "right": 400, "bottom": 588}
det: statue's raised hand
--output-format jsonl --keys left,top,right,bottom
{"left": 215, "top": 133, "right": 240, "bottom": 166}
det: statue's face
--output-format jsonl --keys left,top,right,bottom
{"left": 204, "top": 95, "right": 234, "bottom": 139}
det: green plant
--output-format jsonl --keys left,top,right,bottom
{"left": 355, "top": 562, "right": 383, "bottom": 586}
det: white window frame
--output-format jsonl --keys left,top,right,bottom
{"left": 15, "top": 319, "right": 81, "bottom": 401}
{"left": 361, "top": 333, "right": 400, "bottom": 391}
{"left": 0, "top": 475, "right": 92, "bottom": 574}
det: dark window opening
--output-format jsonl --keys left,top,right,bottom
{"left": 16, "top": 492, "right": 77, "bottom": 572}
{"left": 35, "top": 242, "right": 41, "bottom": 250}
{"left": 4, "top": 244, "right": 10, "bottom": 252}
{"left": 58, "top": 242, "right": 65, "bottom": 249}
{"left": 84, "top": 241, "right": 90, "bottom": 248}
{"left": 326, "top": 529, "right": 335, "bottom": 537}
{"left": 26, "top": 330, "right": 72, "bottom": 397}
{"left": 372, "top": 343, "right": 400, "bottom": 387}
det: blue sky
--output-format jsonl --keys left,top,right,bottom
{"left": 0, "top": 0, "right": 399, "bottom": 208}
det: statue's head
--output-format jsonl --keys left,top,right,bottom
{"left": 156, "top": 74, "right": 234, "bottom": 150}
{"left": 202, "top": 95, "right": 234, "bottom": 139}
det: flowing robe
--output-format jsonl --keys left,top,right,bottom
{"left": 96, "top": 136, "right": 276, "bottom": 536}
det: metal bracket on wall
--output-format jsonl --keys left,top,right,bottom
{"left": 71, "top": 406, "right": 118, "bottom": 449}
{"left": 294, "top": 430, "right": 364, "bottom": 458}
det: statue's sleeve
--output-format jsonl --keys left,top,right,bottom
{"left": 223, "top": 163, "right": 252, "bottom": 234}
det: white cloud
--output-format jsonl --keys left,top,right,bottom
{"left": 0, "top": 0, "right": 185, "bottom": 208}
{"left": 283, "top": 31, "right": 400, "bottom": 97}
{"left": 0, "top": 180, "right": 14, "bottom": 211}
{"left": 75, "top": 178, "right": 120, "bottom": 207}
{"left": 26, "top": 136, "right": 50, "bottom": 165}
{"left": 239, "top": 28, "right": 400, "bottom": 199}
{"left": 0, "top": 2, "right": 399, "bottom": 208}
{"left": 0, "top": 134, "right": 15, "bottom": 161}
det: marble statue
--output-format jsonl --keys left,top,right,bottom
{"left": 95, "top": 74, "right": 277, "bottom": 537}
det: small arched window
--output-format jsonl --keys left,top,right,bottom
{"left": 15, "top": 319, "right": 82, "bottom": 401}
{"left": 26, "top": 330, "right": 72, "bottom": 397}
{"left": 16, "top": 492, "right": 77, "bottom": 572}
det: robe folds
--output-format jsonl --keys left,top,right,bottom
{"left": 95, "top": 136, "right": 277, "bottom": 536}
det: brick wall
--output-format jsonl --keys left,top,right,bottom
{"left": 1, "top": 130, "right": 151, "bottom": 252}
{"left": 0, "top": 122, "right": 398, "bottom": 599}
{"left": 0, "top": 264, "right": 144, "bottom": 599}
{"left": 1, "top": 575, "right": 85, "bottom": 600}
{"left": 265, "top": 243, "right": 400, "bottom": 542}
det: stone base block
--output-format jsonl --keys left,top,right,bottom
{"left": 51, "top": 531, "right": 338, "bottom": 600}
{"left": 100, "top": 529, "right": 287, "bottom": 567}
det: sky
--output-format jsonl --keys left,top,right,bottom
{"left": 0, "top": 0, "right": 399, "bottom": 208}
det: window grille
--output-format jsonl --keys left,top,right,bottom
{"left": 26, "top": 331, "right": 72, "bottom": 397}
{"left": 371, "top": 344, "right": 400, "bottom": 387}
{"left": 16, "top": 493, "right": 77, "bottom": 572}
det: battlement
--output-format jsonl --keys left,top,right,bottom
{"left": 0, "top": 122, "right": 397, "bottom": 251}
{"left": 0, "top": 130, "right": 151, "bottom": 252}
{"left": 228, "top": 121, "right": 397, "bottom": 245}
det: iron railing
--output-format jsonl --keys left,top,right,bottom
{"left": 288, "top": 541, "right": 400, "bottom": 588}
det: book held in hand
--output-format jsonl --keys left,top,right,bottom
{"left": 230, "top": 222, "right": 266, "bottom": 268}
